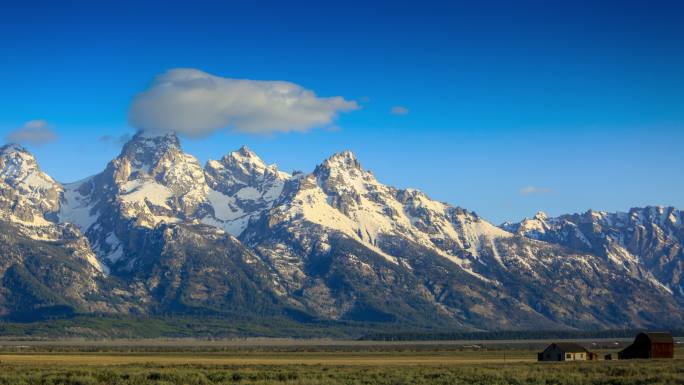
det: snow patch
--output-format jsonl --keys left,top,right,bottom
{"left": 120, "top": 180, "right": 173, "bottom": 209}
{"left": 59, "top": 180, "right": 98, "bottom": 231}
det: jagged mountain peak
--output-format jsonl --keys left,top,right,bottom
{"left": 200, "top": 146, "right": 290, "bottom": 236}
{"left": 219, "top": 145, "right": 271, "bottom": 174}
{"left": 0, "top": 143, "right": 41, "bottom": 180}
{"left": 313, "top": 150, "right": 369, "bottom": 188}
{"left": 0, "top": 143, "right": 57, "bottom": 188}
{"left": 119, "top": 131, "right": 181, "bottom": 166}
{"left": 237, "top": 144, "right": 256, "bottom": 156}
{"left": 533, "top": 211, "right": 548, "bottom": 220}
{"left": 65, "top": 130, "right": 209, "bottom": 232}
{"left": 125, "top": 130, "right": 180, "bottom": 146}
{"left": 114, "top": 131, "right": 204, "bottom": 186}
{"left": 627, "top": 205, "right": 679, "bottom": 223}
{"left": 586, "top": 208, "right": 608, "bottom": 218}
{"left": 1, "top": 143, "right": 30, "bottom": 155}
{"left": 320, "top": 149, "right": 362, "bottom": 171}
{"left": 207, "top": 145, "right": 290, "bottom": 182}
{"left": 0, "top": 143, "right": 62, "bottom": 228}
{"left": 567, "top": 206, "right": 681, "bottom": 228}
{"left": 1, "top": 143, "right": 37, "bottom": 163}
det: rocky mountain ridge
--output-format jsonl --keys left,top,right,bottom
{"left": 0, "top": 133, "right": 682, "bottom": 332}
{"left": 502, "top": 207, "right": 683, "bottom": 297}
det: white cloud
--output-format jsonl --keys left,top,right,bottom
{"left": 520, "top": 186, "right": 552, "bottom": 195}
{"left": 128, "top": 68, "right": 359, "bottom": 137}
{"left": 390, "top": 106, "right": 409, "bottom": 115}
{"left": 5, "top": 120, "right": 57, "bottom": 144}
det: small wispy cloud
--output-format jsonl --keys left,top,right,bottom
{"left": 390, "top": 106, "right": 409, "bottom": 115}
{"left": 99, "top": 134, "right": 132, "bottom": 146}
{"left": 5, "top": 120, "right": 57, "bottom": 145}
{"left": 520, "top": 186, "right": 552, "bottom": 195}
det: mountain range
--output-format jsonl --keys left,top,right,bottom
{"left": 0, "top": 132, "right": 682, "bottom": 335}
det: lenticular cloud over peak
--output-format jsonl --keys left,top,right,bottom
{"left": 128, "top": 68, "right": 359, "bottom": 137}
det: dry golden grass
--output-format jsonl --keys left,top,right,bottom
{"left": 0, "top": 351, "right": 536, "bottom": 366}
{"left": 2, "top": 348, "right": 682, "bottom": 366}
{"left": 0, "top": 348, "right": 682, "bottom": 384}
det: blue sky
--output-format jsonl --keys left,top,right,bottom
{"left": 1, "top": 0, "right": 682, "bottom": 223}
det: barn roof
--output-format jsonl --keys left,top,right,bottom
{"left": 550, "top": 342, "right": 588, "bottom": 353}
{"left": 641, "top": 332, "right": 674, "bottom": 344}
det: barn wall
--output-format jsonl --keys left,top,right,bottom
{"left": 652, "top": 343, "right": 674, "bottom": 359}
{"left": 619, "top": 333, "right": 675, "bottom": 360}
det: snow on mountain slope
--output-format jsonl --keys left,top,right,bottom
{"left": 58, "top": 136, "right": 515, "bottom": 278}
{"left": 61, "top": 132, "right": 210, "bottom": 228}
{"left": 0, "top": 144, "right": 104, "bottom": 273}
{"left": 57, "top": 132, "right": 213, "bottom": 268}
{"left": 113, "top": 132, "right": 209, "bottom": 226}
{"left": 260, "top": 150, "right": 513, "bottom": 277}
{"left": 0, "top": 144, "right": 62, "bottom": 227}
{"left": 202, "top": 145, "right": 290, "bottom": 236}
{"left": 59, "top": 178, "right": 99, "bottom": 230}
{"left": 504, "top": 206, "right": 684, "bottom": 297}
{"left": 58, "top": 133, "right": 291, "bottom": 269}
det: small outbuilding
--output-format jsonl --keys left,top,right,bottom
{"left": 538, "top": 342, "right": 590, "bottom": 361}
{"left": 618, "top": 332, "right": 674, "bottom": 359}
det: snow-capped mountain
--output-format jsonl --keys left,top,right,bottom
{"left": 0, "top": 144, "right": 103, "bottom": 270}
{"left": 58, "top": 132, "right": 213, "bottom": 268}
{"left": 241, "top": 150, "right": 683, "bottom": 329}
{"left": 203, "top": 145, "right": 290, "bottom": 235}
{"left": 252, "top": 149, "right": 514, "bottom": 276}
{"left": 0, "top": 144, "right": 62, "bottom": 227}
{"left": 503, "top": 207, "right": 684, "bottom": 297}
{"left": 0, "top": 134, "right": 682, "bottom": 332}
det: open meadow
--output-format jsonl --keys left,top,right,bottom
{"left": 0, "top": 339, "right": 682, "bottom": 384}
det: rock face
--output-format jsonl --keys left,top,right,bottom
{"left": 203, "top": 145, "right": 290, "bottom": 235}
{"left": 0, "top": 144, "right": 62, "bottom": 226}
{"left": 0, "top": 145, "right": 122, "bottom": 320}
{"left": 241, "top": 150, "right": 683, "bottom": 329}
{"left": 0, "top": 135, "right": 683, "bottom": 331}
{"left": 502, "top": 207, "right": 684, "bottom": 299}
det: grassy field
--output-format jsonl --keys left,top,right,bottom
{"left": 0, "top": 341, "right": 681, "bottom": 384}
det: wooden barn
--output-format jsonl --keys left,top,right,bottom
{"left": 618, "top": 332, "right": 674, "bottom": 359}
{"left": 538, "top": 342, "right": 589, "bottom": 361}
